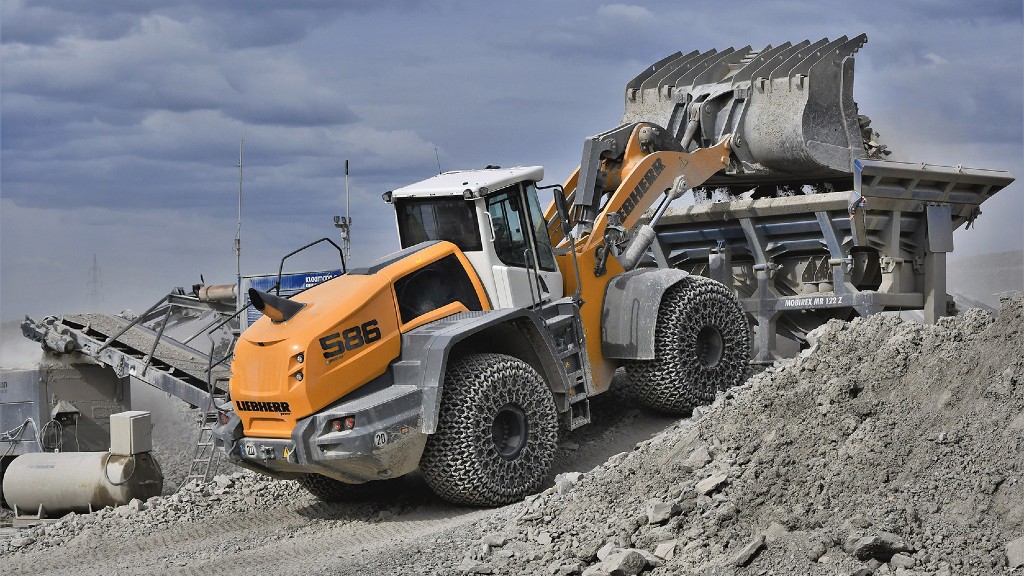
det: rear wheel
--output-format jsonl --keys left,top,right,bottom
{"left": 420, "top": 353, "right": 558, "bottom": 506}
{"left": 626, "top": 275, "right": 749, "bottom": 414}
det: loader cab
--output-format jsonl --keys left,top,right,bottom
{"left": 391, "top": 166, "right": 563, "bottom": 309}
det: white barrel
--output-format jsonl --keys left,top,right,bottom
{"left": 2, "top": 451, "right": 163, "bottom": 517}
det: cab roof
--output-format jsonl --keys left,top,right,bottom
{"left": 391, "top": 166, "right": 544, "bottom": 199}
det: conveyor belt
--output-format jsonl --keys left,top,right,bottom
{"left": 23, "top": 312, "right": 230, "bottom": 408}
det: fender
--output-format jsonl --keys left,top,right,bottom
{"left": 601, "top": 268, "right": 691, "bottom": 360}
{"left": 394, "top": 308, "right": 573, "bottom": 434}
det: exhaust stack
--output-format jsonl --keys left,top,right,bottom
{"left": 249, "top": 288, "right": 305, "bottom": 323}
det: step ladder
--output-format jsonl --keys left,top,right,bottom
{"left": 542, "top": 300, "right": 593, "bottom": 430}
{"left": 182, "top": 400, "right": 222, "bottom": 488}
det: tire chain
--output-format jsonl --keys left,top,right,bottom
{"left": 420, "top": 353, "right": 558, "bottom": 506}
{"left": 626, "top": 275, "right": 750, "bottom": 414}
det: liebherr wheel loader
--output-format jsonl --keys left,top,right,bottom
{"left": 211, "top": 35, "right": 934, "bottom": 506}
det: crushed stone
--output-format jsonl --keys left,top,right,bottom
{"left": 2, "top": 293, "right": 1021, "bottom": 576}
{"left": 355, "top": 293, "right": 1024, "bottom": 575}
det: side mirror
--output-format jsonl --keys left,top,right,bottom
{"left": 552, "top": 186, "right": 572, "bottom": 238}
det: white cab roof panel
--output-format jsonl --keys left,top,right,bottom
{"left": 392, "top": 166, "right": 544, "bottom": 199}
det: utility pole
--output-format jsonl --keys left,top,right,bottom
{"left": 334, "top": 160, "right": 352, "bottom": 265}
{"left": 86, "top": 254, "right": 102, "bottom": 311}
{"left": 236, "top": 136, "right": 244, "bottom": 284}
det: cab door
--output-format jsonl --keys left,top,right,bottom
{"left": 485, "top": 183, "right": 563, "bottom": 309}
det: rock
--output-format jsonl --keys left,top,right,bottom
{"left": 482, "top": 534, "right": 508, "bottom": 547}
{"left": 582, "top": 567, "right": 611, "bottom": 576}
{"left": 847, "top": 531, "right": 912, "bottom": 561}
{"left": 731, "top": 535, "right": 765, "bottom": 566}
{"left": 634, "top": 549, "right": 664, "bottom": 568}
{"left": 128, "top": 498, "right": 145, "bottom": 513}
{"left": 806, "top": 539, "right": 827, "bottom": 561}
{"left": 889, "top": 553, "right": 915, "bottom": 569}
{"left": 653, "top": 540, "right": 676, "bottom": 560}
{"left": 1007, "top": 535, "right": 1024, "bottom": 569}
{"left": 695, "top": 472, "right": 728, "bottom": 495}
{"left": 561, "top": 441, "right": 580, "bottom": 451}
{"left": 596, "top": 541, "right": 616, "bottom": 561}
{"left": 600, "top": 548, "right": 646, "bottom": 576}
{"left": 763, "top": 521, "right": 790, "bottom": 544}
{"left": 458, "top": 557, "right": 495, "bottom": 574}
{"left": 11, "top": 537, "right": 35, "bottom": 548}
{"left": 212, "top": 474, "right": 233, "bottom": 489}
{"left": 576, "top": 540, "right": 603, "bottom": 561}
{"left": 847, "top": 569, "right": 874, "bottom": 576}
{"left": 556, "top": 472, "right": 583, "bottom": 494}
{"left": 537, "top": 531, "right": 553, "bottom": 545}
{"left": 645, "top": 500, "right": 681, "bottom": 525}
{"left": 682, "top": 446, "right": 712, "bottom": 470}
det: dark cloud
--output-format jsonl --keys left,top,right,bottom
{"left": 0, "top": 0, "right": 421, "bottom": 48}
{"left": 1, "top": 2, "right": 1021, "bottom": 325}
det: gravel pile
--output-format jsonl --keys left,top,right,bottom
{"left": 398, "top": 293, "right": 1024, "bottom": 575}
{"left": 2, "top": 294, "right": 1021, "bottom": 576}
{"left": 0, "top": 471, "right": 306, "bottom": 556}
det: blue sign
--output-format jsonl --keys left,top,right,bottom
{"left": 241, "top": 270, "right": 343, "bottom": 327}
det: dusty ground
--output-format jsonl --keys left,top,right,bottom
{"left": 1, "top": 294, "right": 1022, "bottom": 576}
{"left": 0, "top": 373, "right": 679, "bottom": 575}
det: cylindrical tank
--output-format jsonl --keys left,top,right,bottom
{"left": 196, "top": 283, "right": 238, "bottom": 304}
{"left": 2, "top": 451, "right": 163, "bottom": 517}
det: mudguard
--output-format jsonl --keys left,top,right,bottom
{"left": 395, "top": 308, "right": 574, "bottom": 434}
{"left": 602, "top": 268, "right": 691, "bottom": 360}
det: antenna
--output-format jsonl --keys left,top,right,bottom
{"left": 334, "top": 160, "right": 352, "bottom": 264}
{"left": 236, "top": 135, "right": 244, "bottom": 284}
{"left": 435, "top": 147, "right": 442, "bottom": 174}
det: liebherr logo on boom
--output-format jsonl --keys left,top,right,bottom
{"left": 620, "top": 158, "right": 666, "bottom": 219}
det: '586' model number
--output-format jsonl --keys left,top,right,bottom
{"left": 320, "top": 319, "right": 381, "bottom": 360}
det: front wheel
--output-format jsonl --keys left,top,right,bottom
{"left": 626, "top": 275, "right": 749, "bottom": 414}
{"left": 420, "top": 353, "right": 558, "bottom": 506}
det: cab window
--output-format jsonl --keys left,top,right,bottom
{"left": 396, "top": 198, "right": 482, "bottom": 253}
{"left": 394, "top": 254, "right": 483, "bottom": 324}
{"left": 522, "top": 183, "right": 557, "bottom": 271}
{"left": 486, "top": 189, "right": 529, "bottom": 267}
{"left": 486, "top": 184, "right": 556, "bottom": 271}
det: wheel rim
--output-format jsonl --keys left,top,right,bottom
{"left": 696, "top": 325, "right": 724, "bottom": 368}
{"left": 491, "top": 403, "right": 529, "bottom": 460}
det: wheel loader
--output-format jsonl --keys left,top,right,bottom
{"left": 211, "top": 35, "right": 1006, "bottom": 506}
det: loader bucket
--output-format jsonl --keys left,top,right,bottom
{"left": 622, "top": 34, "right": 879, "bottom": 189}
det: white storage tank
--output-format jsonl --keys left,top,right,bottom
{"left": 2, "top": 410, "right": 163, "bottom": 518}
{"left": 2, "top": 450, "right": 163, "bottom": 516}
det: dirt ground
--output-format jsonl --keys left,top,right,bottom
{"left": 1, "top": 294, "right": 1022, "bottom": 576}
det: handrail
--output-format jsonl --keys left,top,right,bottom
{"left": 522, "top": 248, "right": 538, "bottom": 309}
{"left": 275, "top": 237, "right": 346, "bottom": 295}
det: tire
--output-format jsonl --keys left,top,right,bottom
{"left": 625, "top": 275, "right": 749, "bottom": 414}
{"left": 420, "top": 353, "right": 558, "bottom": 506}
{"left": 296, "top": 474, "right": 393, "bottom": 502}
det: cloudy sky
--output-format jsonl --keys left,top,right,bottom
{"left": 1, "top": 1, "right": 1022, "bottom": 326}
